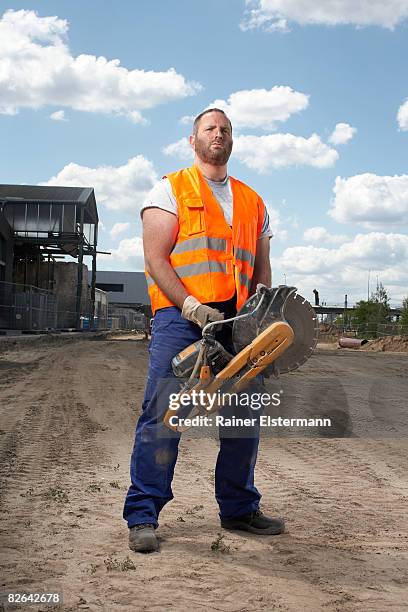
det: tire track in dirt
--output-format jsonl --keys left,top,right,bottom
{"left": 0, "top": 348, "right": 103, "bottom": 501}
{"left": 0, "top": 373, "right": 54, "bottom": 503}
{"left": 257, "top": 438, "right": 407, "bottom": 543}
{"left": 254, "top": 437, "right": 408, "bottom": 610}
{"left": 69, "top": 341, "right": 406, "bottom": 612}
{"left": 61, "top": 341, "right": 301, "bottom": 611}
{"left": 1, "top": 338, "right": 407, "bottom": 611}
{"left": 0, "top": 343, "right": 112, "bottom": 593}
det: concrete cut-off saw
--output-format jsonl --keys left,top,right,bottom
{"left": 163, "top": 285, "right": 319, "bottom": 432}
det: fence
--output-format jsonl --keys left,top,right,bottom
{"left": 318, "top": 321, "right": 408, "bottom": 343}
{"left": 0, "top": 280, "right": 57, "bottom": 331}
{"left": 107, "top": 306, "right": 148, "bottom": 332}
{"left": 0, "top": 280, "right": 108, "bottom": 332}
{"left": 352, "top": 322, "right": 408, "bottom": 338}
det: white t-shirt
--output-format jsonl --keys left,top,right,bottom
{"left": 141, "top": 176, "right": 273, "bottom": 239}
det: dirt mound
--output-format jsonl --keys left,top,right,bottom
{"left": 361, "top": 335, "right": 408, "bottom": 352}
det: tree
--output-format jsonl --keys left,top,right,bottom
{"left": 334, "top": 313, "right": 351, "bottom": 331}
{"left": 334, "top": 313, "right": 345, "bottom": 327}
{"left": 352, "top": 282, "right": 391, "bottom": 338}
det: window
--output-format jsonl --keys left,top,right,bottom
{"left": 96, "top": 283, "right": 124, "bottom": 292}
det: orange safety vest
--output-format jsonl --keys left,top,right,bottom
{"left": 146, "top": 165, "right": 265, "bottom": 314}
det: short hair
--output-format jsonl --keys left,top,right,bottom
{"left": 193, "top": 108, "right": 232, "bottom": 135}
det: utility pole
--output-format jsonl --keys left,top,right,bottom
{"left": 367, "top": 270, "right": 371, "bottom": 301}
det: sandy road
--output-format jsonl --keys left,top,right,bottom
{"left": 0, "top": 335, "right": 407, "bottom": 611}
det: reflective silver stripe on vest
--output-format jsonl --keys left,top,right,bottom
{"left": 147, "top": 261, "right": 228, "bottom": 289}
{"left": 235, "top": 247, "right": 255, "bottom": 268}
{"left": 148, "top": 264, "right": 249, "bottom": 289}
{"left": 171, "top": 236, "right": 227, "bottom": 255}
{"left": 238, "top": 271, "right": 252, "bottom": 290}
{"left": 175, "top": 260, "right": 227, "bottom": 278}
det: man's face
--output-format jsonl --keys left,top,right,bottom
{"left": 190, "top": 111, "right": 233, "bottom": 166}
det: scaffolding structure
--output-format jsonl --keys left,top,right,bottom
{"left": 0, "top": 184, "right": 99, "bottom": 331}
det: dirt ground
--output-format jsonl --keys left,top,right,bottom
{"left": 0, "top": 334, "right": 407, "bottom": 611}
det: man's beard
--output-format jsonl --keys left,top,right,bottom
{"left": 194, "top": 137, "right": 233, "bottom": 166}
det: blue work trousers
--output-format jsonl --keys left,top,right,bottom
{"left": 123, "top": 306, "right": 261, "bottom": 528}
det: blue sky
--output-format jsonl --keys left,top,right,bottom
{"left": 1, "top": 1, "right": 407, "bottom": 306}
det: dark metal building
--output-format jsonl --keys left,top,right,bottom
{"left": 0, "top": 208, "right": 13, "bottom": 284}
{"left": 0, "top": 184, "right": 98, "bottom": 330}
{"left": 89, "top": 270, "right": 149, "bottom": 307}
{"left": 89, "top": 270, "right": 151, "bottom": 328}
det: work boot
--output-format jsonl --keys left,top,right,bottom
{"left": 221, "top": 510, "right": 285, "bottom": 535}
{"left": 129, "top": 524, "right": 159, "bottom": 553}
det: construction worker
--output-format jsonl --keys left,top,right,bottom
{"left": 123, "top": 108, "right": 285, "bottom": 552}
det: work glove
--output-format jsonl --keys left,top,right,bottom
{"left": 256, "top": 283, "right": 269, "bottom": 294}
{"left": 181, "top": 295, "right": 224, "bottom": 329}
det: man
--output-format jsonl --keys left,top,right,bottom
{"left": 123, "top": 108, "right": 285, "bottom": 553}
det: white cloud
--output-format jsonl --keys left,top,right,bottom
{"left": 265, "top": 204, "right": 288, "bottom": 241}
{"left": 0, "top": 9, "right": 200, "bottom": 119}
{"left": 180, "top": 115, "right": 194, "bottom": 126}
{"left": 110, "top": 222, "right": 130, "bottom": 239}
{"left": 283, "top": 233, "right": 408, "bottom": 273}
{"left": 162, "top": 137, "right": 193, "bottom": 160}
{"left": 163, "top": 132, "right": 338, "bottom": 172}
{"left": 108, "top": 236, "right": 145, "bottom": 270}
{"left": 278, "top": 269, "right": 406, "bottom": 306}
{"left": 233, "top": 133, "right": 338, "bottom": 172}
{"left": 303, "top": 226, "right": 347, "bottom": 245}
{"left": 291, "top": 217, "right": 300, "bottom": 229}
{"left": 41, "top": 156, "right": 158, "bottom": 213}
{"left": 280, "top": 232, "right": 408, "bottom": 303}
{"left": 330, "top": 173, "right": 408, "bottom": 227}
{"left": 113, "top": 236, "right": 144, "bottom": 260}
{"left": 240, "top": 0, "right": 408, "bottom": 32}
{"left": 397, "top": 99, "right": 408, "bottom": 130}
{"left": 328, "top": 122, "right": 356, "bottom": 145}
{"left": 50, "top": 109, "right": 67, "bottom": 121}
{"left": 186, "top": 87, "right": 309, "bottom": 131}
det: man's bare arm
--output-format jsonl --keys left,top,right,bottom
{"left": 142, "top": 208, "right": 189, "bottom": 309}
{"left": 250, "top": 236, "right": 272, "bottom": 293}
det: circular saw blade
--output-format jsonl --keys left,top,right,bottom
{"left": 232, "top": 287, "right": 319, "bottom": 376}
